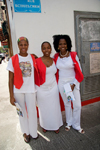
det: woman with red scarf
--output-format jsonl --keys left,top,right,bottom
{"left": 36, "top": 41, "right": 63, "bottom": 133}
{"left": 53, "top": 35, "right": 85, "bottom": 134}
{"left": 7, "top": 37, "right": 39, "bottom": 143}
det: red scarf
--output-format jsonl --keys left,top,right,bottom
{"left": 53, "top": 52, "right": 84, "bottom": 111}
{"left": 53, "top": 52, "right": 84, "bottom": 83}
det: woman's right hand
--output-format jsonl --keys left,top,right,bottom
{"left": 10, "top": 96, "right": 16, "bottom": 106}
{"left": 9, "top": 71, "right": 15, "bottom": 106}
{"left": 70, "top": 84, "right": 75, "bottom": 91}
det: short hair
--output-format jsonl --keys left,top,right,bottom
{"left": 53, "top": 35, "right": 72, "bottom": 52}
{"left": 41, "top": 41, "right": 52, "bottom": 49}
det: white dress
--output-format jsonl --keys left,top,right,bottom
{"left": 36, "top": 62, "right": 63, "bottom": 130}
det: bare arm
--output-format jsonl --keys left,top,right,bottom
{"left": 31, "top": 54, "right": 38, "bottom": 59}
{"left": 9, "top": 71, "right": 15, "bottom": 106}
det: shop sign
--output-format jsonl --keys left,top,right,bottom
{"left": 13, "top": 0, "right": 41, "bottom": 13}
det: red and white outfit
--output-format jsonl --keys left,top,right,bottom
{"left": 54, "top": 52, "right": 84, "bottom": 130}
{"left": 36, "top": 58, "right": 63, "bottom": 130}
{"left": 7, "top": 54, "right": 39, "bottom": 138}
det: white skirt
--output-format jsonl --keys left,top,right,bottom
{"left": 36, "top": 80, "right": 63, "bottom": 130}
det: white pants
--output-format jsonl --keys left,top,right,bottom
{"left": 58, "top": 80, "right": 81, "bottom": 130}
{"left": 14, "top": 93, "right": 38, "bottom": 138}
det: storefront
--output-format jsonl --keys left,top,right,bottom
{"left": 5, "top": 0, "right": 100, "bottom": 103}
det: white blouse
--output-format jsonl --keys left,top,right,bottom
{"left": 56, "top": 55, "right": 75, "bottom": 79}
{"left": 6, "top": 54, "right": 36, "bottom": 93}
{"left": 56, "top": 55, "right": 81, "bottom": 90}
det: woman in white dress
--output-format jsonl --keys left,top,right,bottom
{"left": 36, "top": 41, "right": 63, "bottom": 133}
{"left": 53, "top": 35, "right": 85, "bottom": 134}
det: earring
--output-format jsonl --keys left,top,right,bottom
{"left": 58, "top": 48, "right": 59, "bottom": 49}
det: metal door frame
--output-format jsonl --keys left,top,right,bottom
{"left": 74, "top": 11, "right": 100, "bottom": 101}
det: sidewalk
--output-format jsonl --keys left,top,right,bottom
{"left": 0, "top": 61, "right": 100, "bottom": 150}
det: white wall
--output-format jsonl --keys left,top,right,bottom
{"left": 10, "top": 0, "right": 100, "bottom": 57}
{"left": 0, "top": 22, "right": 1, "bottom": 47}
{"left": 6, "top": 0, "right": 18, "bottom": 55}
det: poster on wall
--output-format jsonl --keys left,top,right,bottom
{"left": 90, "top": 53, "right": 100, "bottom": 74}
{"left": 90, "top": 42, "right": 100, "bottom": 52}
{"left": 13, "top": 0, "right": 41, "bottom": 13}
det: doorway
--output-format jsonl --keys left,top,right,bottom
{"left": 74, "top": 11, "right": 100, "bottom": 101}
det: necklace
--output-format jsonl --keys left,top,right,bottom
{"left": 60, "top": 51, "right": 68, "bottom": 57}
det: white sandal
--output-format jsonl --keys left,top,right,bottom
{"left": 78, "top": 128, "right": 85, "bottom": 134}
{"left": 65, "top": 125, "right": 71, "bottom": 131}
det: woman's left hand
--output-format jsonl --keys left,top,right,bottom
{"left": 70, "top": 84, "right": 75, "bottom": 91}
